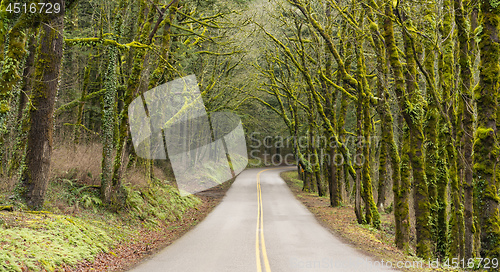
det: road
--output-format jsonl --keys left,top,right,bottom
{"left": 129, "top": 167, "right": 397, "bottom": 272}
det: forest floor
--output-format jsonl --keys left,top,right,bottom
{"left": 0, "top": 178, "right": 233, "bottom": 272}
{"left": 68, "top": 180, "right": 234, "bottom": 272}
{"left": 280, "top": 171, "right": 467, "bottom": 272}
{"left": 0, "top": 143, "right": 237, "bottom": 271}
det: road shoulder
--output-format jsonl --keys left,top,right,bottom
{"left": 280, "top": 170, "right": 462, "bottom": 272}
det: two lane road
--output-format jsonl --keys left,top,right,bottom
{"left": 130, "top": 168, "right": 396, "bottom": 272}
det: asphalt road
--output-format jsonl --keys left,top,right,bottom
{"left": 129, "top": 167, "right": 397, "bottom": 272}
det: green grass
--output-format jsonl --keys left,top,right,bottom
{"left": 0, "top": 212, "right": 131, "bottom": 272}
{"left": 280, "top": 171, "right": 303, "bottom": 187}
{"left": 0, "top": 177, "right": 201, "bottom": 272}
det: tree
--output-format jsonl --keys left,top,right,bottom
{"left": 455, "top": 0, "right": 475, "bottom": 259}
{"left": 383, "top": 1, "right": 432, "bottom": 258}
{"left": 474, "top": 0, "right": 500, "bottom": 261}
{"left": 20, "top": 0, "right": 66, "bottom": 209}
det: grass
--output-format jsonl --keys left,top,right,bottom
{"left": 0, "top": 178, "right": 201, "bottom": 272}
{"left": 0, "top": 211, "right": 131, "bottom": 272}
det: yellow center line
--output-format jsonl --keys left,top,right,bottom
{"left": 256, "top": 168, "right": 274, "bottom": 272}
{"left": 256, "top": 171, "right": 262, "bottom": 272}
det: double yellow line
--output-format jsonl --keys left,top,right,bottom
{"left": 256, "top": 169, "right": 272, "bottom": 272}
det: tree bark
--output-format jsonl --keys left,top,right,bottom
{"left": 455, "top": 0, "right": 474, "bottom": 259}
{"left": 20, "top": 0, "right": 65, "bottom": 209}
{"left": 421, "top": 0, "right": 440, "bottom": 255}
{"left": 384, "top": 2, "right": 432, "bottom": 258}
{"left": 377, "top": 140, "right": 387, "bottom": 211}
{"left": 474, "top": 0, "right": 500, "bottom": 261}
{"left": 7, "top": 32, "right": 36, "bottom": 177}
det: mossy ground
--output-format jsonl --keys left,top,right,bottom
{"left": 0, "top": 211, "right": 131, "bottom": 272}
{"left": 280, "top": 170, "right": 471, "bottom": 272}
{"left": 0, "top": 175, "right": 202, "bottom": 272}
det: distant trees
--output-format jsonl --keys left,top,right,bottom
{"left": 251, "top": 0, "right": 500, "bottom": 264}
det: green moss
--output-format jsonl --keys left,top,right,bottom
{"left": 491, "top": 0, "right": 500, "bottom": 8}
{"left": 0, "top": 213, "right": 126, "bottom": 271}
{"left": 475, "top": 0, "right": 500, "bottom": 261}
{"left": 476, "top": 127, "right": 494, "bottom": 139}
{"left": 124, "top": 180, "right": 200, "bottom": 224}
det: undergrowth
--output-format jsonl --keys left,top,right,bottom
{"left": 124, "top": 179, "right": 201, "bottom": 225}
{"left": 0, "top": 212, "right": 126, "bottom": 272}
{"left": 0, "top": 177, "right": 201, "bottom": 271}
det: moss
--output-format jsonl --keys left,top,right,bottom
{"left": 0, "top": 22, "right": 27, "bottom": 115}
{"left": 491, "top": 0, "right": 500, "bottom": 8}
{"left": 398, "top": 13, "right": 432, "bottom": 258}
{"left": 382, "top": 2, "right": 412, "bottom": 251}
{"left": 476, "top": 127, "right": 494, "bottom": 140}
{"left": 475, "top": 0, "right": 500, "bottom": 261}
{"left": 0, "top": 213, "right": 125, "bottom": 271}
{"left": 101, "top": 46, "right": 118, "bottom": 204}
{"left": 0, "top": 205, "right": 13, "bottom": 211}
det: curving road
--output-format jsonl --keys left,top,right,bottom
{"left": 129, "top": 167, "right": 397, "bottom": 272}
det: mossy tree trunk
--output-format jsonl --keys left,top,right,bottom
{"left": 368, "top": 0, "right": 410, "bottom": 249}
{"left": 468, "top": 3, "right": 482, "bottom": 258}
{"left": 421, "top": 0, "right": 441, "bottom": 255}
{"left": 8, "top": 32, "right": 36, "bottom": 177}
{"left": 337, "top": 24, "right": 351, "bottom": 200}
{"left": 438, "top": 0, "right": 465, "bottom": 259}
{"left": 363, "top": 0, "right": 392, "bottom": 214}
{"left": 355, "top": 87, "right": 364, "bottom": 224}
{"left": 377, "top": 138, "right": 387, "bottom": 211}
{"left": 0, "top": 17, "right": 27, "bottom": 117}
{"left": 384, "top": 2, "right": 432, "bottom": 258}
{"left": 354, "top": 19, "right": 380, "bottom": 227}
{"left": 474, "top": 0, "right": 500, "bottom": 261}
{"left": 323, "top": 3, "right": 341, "bottom": 207}
{"left": 0, "top": 15, "right": 29, "bottom": 175}
{"left": 20, "top": 0, "right": 65, "bottom": 210}
{"left": 399, "top": 124, "right": 412, "bottom": 252}
{"left": 455, "top": 0, "right": 474, "bottom": 256}
{"left": 402, "top": 12, "right": 433, "bottom": 259}
{"left": 100, "top": 0, "right": 128, "bottom": 205}
{"left": 101, "top": 46, "right": 118, "bottom": 204}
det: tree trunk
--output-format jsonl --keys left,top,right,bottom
{"left": 377, "top": 140, "right": 387, "bottom": 211}
{"left": 355, "top": 28, "right": 380, "bottom": 227}
{"left": 422, "top": 0, "right": 440, "bottom": 254}
{"left": 399, "top": 124, "right": 412, "bottom": 252}
{"left": 355, "top": 84, "right": 364, "bottom": 224}
{"left": 474, "top": 0, "right": 500, "bottom": 260}
{"left": 8, "top": 32, "right": 36, "bottom": 177}
{"left": 455, "top": 0, "right": 474, "bottom": 259}
{"left": 384, "top": 2, "right": 431, "bottom": 258}
{"left": 20, "top": 0, "right": 65, "bottom": 209}
{"left": 100, "top": 46, "right": 118, "bottom": 204}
